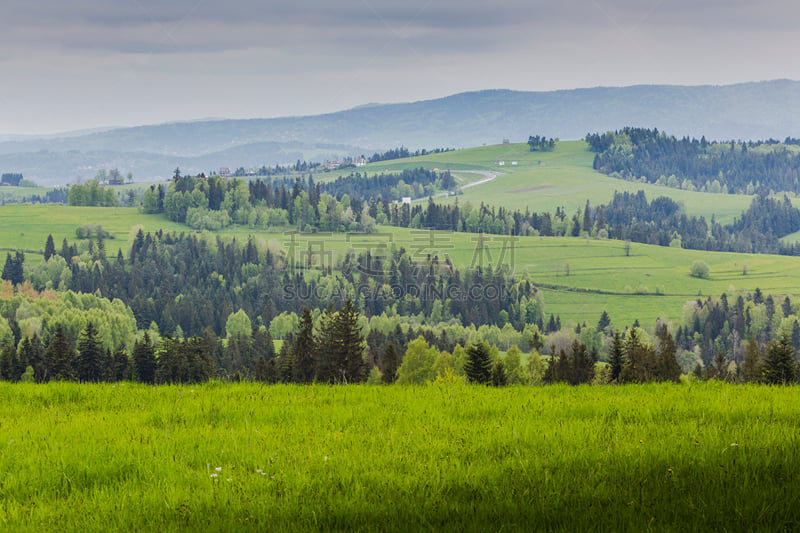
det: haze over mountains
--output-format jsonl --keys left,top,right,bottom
{"left": 3, "top": 80, "right": 800, "bottom": 186}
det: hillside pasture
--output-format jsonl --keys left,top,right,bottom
{"left": 2, "top": 205, "right": 799, "bottom": 327}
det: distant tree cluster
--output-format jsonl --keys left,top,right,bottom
{"left": 528, "top": 135, "right": 555, "bottom": 152}
{"left": 601, "top": 191, "right": 800, "bottom": 255}
{"left": 1, "top": 252, "right": 25, "bottom": 286}
{"left": 68, "top": 179, "right": 120, "bottom": 207}
{"left": 1, "top": 173, "right": 24, "bottom": 187}
{"left": 367, "top": 146, "right": 454, "bottom": 163}
{"left": 588, "top": 127, "right": 800, "bottom": 195}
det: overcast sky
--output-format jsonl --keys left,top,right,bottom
{"left": 1, "top": 0, "right": 798, "bottom": 134}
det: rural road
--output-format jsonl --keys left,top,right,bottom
{"left": 413, "top": 170, "right": 502, "bottom": 202}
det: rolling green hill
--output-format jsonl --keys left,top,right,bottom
{"left": 3, "top": 80, "right": 800, "bottom": 185}
{"left": 2, "top": 140, "right": 798, "bottom": 329}
{"left": 3, "top": 202, "right": 797, "bottom": 328}
{"left": 346, "top": 141, "right": 757, "bottom": 224}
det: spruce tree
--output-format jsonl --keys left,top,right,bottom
{"left": 75, "top": 322, "right": 103, "bottom": 382}
{"left": 44, "top": 234, "right": 56, "bottom": 261}
{"left": 292, "top": 307, "right": 317, "bottom": 383}
{"left": 491, "top": 358, "right": 507, "bottom": 387}
{"left": 44, "top": 325, "right": 75, "bottom": 382}
{"left": 332, "top": 299, "right": 366, "bottom": 384}
{"left": 569, "top": 339, "right": 596, "bottom": 385}
{"left": 763, "top": 332, "right": 797, "bottom": 385}
{"left": 278, "top": 342, "right": 294, "bottom": 383}
{"left": 20, "top": 334, "right": 45, "bottom": 383}
{"left": 111, "top": 345, "right": 130, "bottom": 381}
{"left": 0, "top": 344, "right": 14, "bottom": 381}
{"left": 1, "top": 253, "right": 14, "bottom": 285}
{"left": 255, "top": 356, "right": 268, "bottom": 382}
{"left": 381, "top": 343, "right": 399, "bottom": 384}
{"left": 464, "top": 342, "right": 493, "bottom": 384}
{"left": 655, "top": 327, "right": 681, "bottom": 383}
{"left": 315, "top": 305, "right": 337, "bottom": 383}
{"left": 709, "top": 352, "right": 728, "bottom": 381}
{"left": 741, "top": 336, "right": 762, "bottom": 383}
{"left": 608, "top": 329, "right": 625, "bottom": 383}
{"left": 133, "top": 332, "right": 156, "bottom": 384}
{"left": 597, "top": 310, "right": 611, "bottom": 332}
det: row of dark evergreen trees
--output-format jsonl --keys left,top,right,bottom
{"left": 601, "top": 191, "right": 800, "bottom": 254}
{"left": 48, "top": 230, "right": 536, "bottom": 339}
{"left": 588, "top": 127, "right": 800, "bottom": 195}
{"left": 0, "top": 299, "right": 368, "bottom": 385}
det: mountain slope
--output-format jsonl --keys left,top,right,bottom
{"left": 3, "top": 80, "right": 799, "bottom": 185}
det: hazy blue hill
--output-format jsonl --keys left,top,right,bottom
{"left": 3, "top": 80, "right": 799, "bottom": 185}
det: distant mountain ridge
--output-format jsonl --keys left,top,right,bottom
{"left": 3, "top": 80, "right": 800, "bottom": 185}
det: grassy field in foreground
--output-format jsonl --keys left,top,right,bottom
{"left": 0, "top": 382, "right": 798, "bottom": 531}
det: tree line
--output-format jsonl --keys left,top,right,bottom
{"left": 4, "top": 226, "right": 800, "bottom": 386}
{"left": 587, "top": 127, "right": 800, "bottom": 195}
{"left": 601, "top": 191, "right": 800, "bottom": 255}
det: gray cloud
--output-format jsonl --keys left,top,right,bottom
{"left": 0, "top": 0, "right": 798, "bottom": 134}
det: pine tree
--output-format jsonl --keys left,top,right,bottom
{"left": 741, "top": 336, "right": 762, "bottom": 383}
{"left": 133, "top": 332, "right": 156, "bottom": 384}
{"left": 292, "top": 307, "right": 317, "bottom": 383}
{"left": 763, "top": 332, "right": 797, "bottom": 385}
{"left": 582, "top": 200, "right": 593, "bottom": 233}
{"left": 60, "top": 238, "right": 71, "bottom": 261}
{"left": 75, "top": 322, "right": 103, "bottom": 382}
{"left": 111, "top": 345, "right": 130, "bottom": 381}
{"left": 1, "top": 253, "right": 20, "bottom": 285}
{"left": 597, "top": 310, "right": 611, "bottom": 332}
{"left": 569, "top": 339, "right": 596, "bottom": 385}
{"left": 278, "top": 342, "right": 294, "bottom": 383}
{"left": 332, "top": 299, "right": 366, "bottom": 384}
{"left": 44, "top": 234, "right": 56, "bottom": 261}
{"left": 20, "top": 334, "right": 45, "bottom": 383}
{"left": 491, "top": 358, "right": 507, "bottom": 387}
{"left": 315, "top": 305, "right": 337, "bottom": 383}
{"left": 381, "top": 343, "right": 399, "bottom": 384}
{"left": 709, "top": 351, "right": 728, "bottom": 381}
{"left": 464, "top": 342, "right": 493, "bottom": 384}
{"left": 255, "top": 355, "right": 268, "bottom": 382}
{"left": 621, "top": 328, "right": 656, "bottom": 383}
{"left": 655, "top": 327, "right": 681, "bottom": 383}
{"left": 44, "top": 325, "right": 75, "bottom": 381}
{"left": 0, "top": 344, "right": 14, "bottom": 381}
{"left": 608, "top": 329, "right": 625, "bottom": 383}
{"left": 544, "top": 347, "right": 569, "bottom": 384}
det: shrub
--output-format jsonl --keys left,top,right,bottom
{"left": 690, "top": 260, "right": 710, "bottom": 279}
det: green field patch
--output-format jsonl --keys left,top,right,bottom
{"left": 0, "top": 204, "right": 188, "bottom": 256}
{"left": 0, "top": 382, "right": 798, "bottom": 531}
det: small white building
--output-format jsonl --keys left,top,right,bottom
{"left": 401, "top": 197, "right": 412, "bottom": 205}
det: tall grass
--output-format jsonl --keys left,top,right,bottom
{"left": 0, "top": 381, "right": 798, "bottom": 531}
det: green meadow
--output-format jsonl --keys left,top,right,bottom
{"left": 214, "top": 229, "right": 800, "bottom": 326}
{"left": 2, "top": 140, "right": 799, "bottom": 327}
{"left": 3, "top": 203, "right": 800, "bottom": 326}
{"left": 0, "top": 204, "right": 187, "bottom": 257}
{"left": 0, "top": 381, "right": 798, "bottom": 531}
{"left": 352, "top": 142, "right": 758, "bottom": 224}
